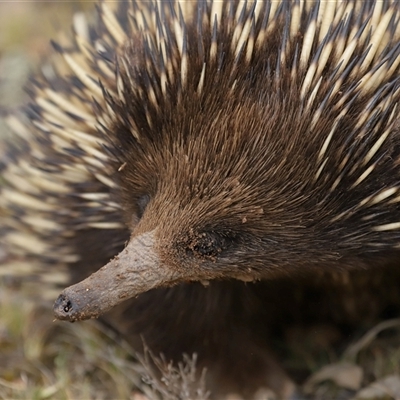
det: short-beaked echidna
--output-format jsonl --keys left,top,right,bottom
{"left": 2, "top": 0, "right": 400, "bottom": 397}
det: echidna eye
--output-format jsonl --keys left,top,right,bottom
{"left": 188, "top": 232, "right": 234, "bottom": 259}
{"left": 137, "top": 194, "right": 150, "bottom": 218}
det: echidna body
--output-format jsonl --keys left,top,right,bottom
{"left": 2, "top": 0, "right": 400, "bottom": 397}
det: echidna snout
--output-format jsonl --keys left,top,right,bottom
{"left": 54, "top": 210, "right": 253, "bottom": 321}
{"left": 54, "top": 230, "right": 185, "bottom": 321}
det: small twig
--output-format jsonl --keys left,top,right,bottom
{"left": 344, "top": 318, "right": 400, "bottom": 358}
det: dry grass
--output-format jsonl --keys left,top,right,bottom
{"left": 0, "top": 284, "right": 143, "bottom": 400}
{"left": 0, "top": 284, "right": 211, "bottom": 400}
{"left": 1, "top": 281, "right": 400, "bottom": 399}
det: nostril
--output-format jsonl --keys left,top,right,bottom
{"left": 63, "top": 300, "right": 72, "bottom": 313}
{"left": 53, "top": 288, "right": 101, "bottom": 322}
{"left": 54, "top": 294, "right": 75, "bottom": 320}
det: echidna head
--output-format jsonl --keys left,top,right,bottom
{"left": 54, "top": 59, "right": 322, "bottom": 321}
{"left": 54, "top": 1, "right": 400, "bottom": 322}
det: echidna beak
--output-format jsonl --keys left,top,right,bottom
{"left": 53, "top": 230, "right": 181, "bottom": 322}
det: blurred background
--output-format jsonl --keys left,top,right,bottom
{"left": 0, "top": 0, "right": 91, "bottom": 109}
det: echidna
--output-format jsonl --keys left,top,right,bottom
{"left": 2, "top": 0, "right": 400, "bottom": 397}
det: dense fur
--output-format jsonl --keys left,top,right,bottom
{"left": 2, "top": 0, "right": 400, "bottom": 397}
